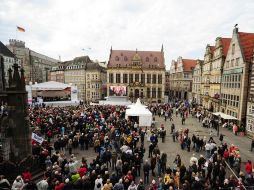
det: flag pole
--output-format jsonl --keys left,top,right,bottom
{"left": 15, "top": 26, "right": 17, "bottom": 40}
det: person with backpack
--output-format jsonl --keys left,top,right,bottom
{"left": 94, "top": 175, "right": 103, "bottom": 190}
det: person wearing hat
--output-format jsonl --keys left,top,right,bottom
{"left": 62, "top": 178, "right": 72, "bottom": 190}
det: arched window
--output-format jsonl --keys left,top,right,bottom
{"left": 124, "top": 56, "right": 128, "bottom": 61}
{"left": 154, "top": 57, "right": 158, "bottom": 62}
{"left": 115, "top": 56, "right": 119, "bottom": 61}
{"left": 146, "top": 57, "right": 149, "bottom": 62}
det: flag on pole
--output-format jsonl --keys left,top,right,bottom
{"left": 17, "top": 26, "right": 25, "bottom": 32}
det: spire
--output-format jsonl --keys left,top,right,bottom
{"left": 233, "top": 24, "right": 238, "bottom": 34}
{"left": 161, "top": 44, "right": 164, "bottom": 52}
{"left": 110, "top": 46, "right": 112, "bottom": 52}
{"left": 12, "top": 63, "right": 21, "bottom": 89}
{"left": 20, "top": 67, "right": 26, "bottom": 90}
{"left": 136, "top": 48, "right": 138, "bottom": 53}
{"left": 8, "top": 68, "right": 13, "bottom": 87}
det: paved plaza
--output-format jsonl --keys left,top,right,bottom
{"left": 69, "top": 112, "right": 254, "bottom": 179}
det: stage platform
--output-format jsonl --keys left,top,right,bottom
{"left": 99, "top": 96, "right": 132, "bottom": 106}
{"left": 43, "top": 100, "right": 79, "bottom": 107}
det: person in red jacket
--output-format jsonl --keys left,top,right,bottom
{"left": 22, "top": 168, "right": 32, "bottom": 182}
{"left": 223, "top": 149, "right": 230, "bottom": 160}
{"left": 78, "top": 165, "right": 87, "bottom": 177}
{"left": 245, "top": 160, "right": 253, "bottom": 175}
{"left": 55, "top": 180, "right": 65, "bottom": 190}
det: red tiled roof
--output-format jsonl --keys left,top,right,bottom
{"left": 238, "top": 32, "right": 254, "bottom": 62}
{"left": 220, "top": 38, "right": 231, "bottom": 56}
{"left": 182, "top": 59, "right": 197, "bottom": 72}
{"left": 108, "top": 49, "right": 165, "bottom": 69}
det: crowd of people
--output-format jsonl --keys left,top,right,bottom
{"left": 0, "top": 100, "right": 254, "bottom": 190}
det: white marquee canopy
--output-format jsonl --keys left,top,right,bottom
{"left": 31, "top": 81, "right": 71, "bottom": 91}
{"left": 212, "top": 112, "right": 238, "bottom": 120}
{"left": 125, "top": 98, "right": 152, "bottom": 127}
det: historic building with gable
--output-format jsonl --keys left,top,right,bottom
{"left": 192, "top": 60, "right": 203, "bottom": 104}
{"left": 107, "top": 47, "right": 165, "bottom": 103}
{"left": 221, "top": 27, "right": 254, "bottom": 129}
{"left": 169, "top": 57, "right": 196, "bottom": 100}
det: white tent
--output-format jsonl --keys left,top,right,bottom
{"left": 125, "top": 98, "right": 152, "bottom": 127}
{"left": 212, "top": 112, "right": 238, "bottom": 120}
{"left": 31, "top": 81, "right": 71, "bottom": 91}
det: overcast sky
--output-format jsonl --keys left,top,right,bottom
{"left": 1, "top": 0, "right": 254, "bottom": 69}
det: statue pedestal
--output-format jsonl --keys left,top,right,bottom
{"left": 0, "top": 136, "right": 10, "bottom": 161}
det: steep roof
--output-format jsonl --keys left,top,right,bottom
{"left": 220, "top": 38, "right": 231, "bottom": 56}
{"left": 0, "top": 41, "right": 15, "bottom": 58}
{"left": 182, "top": 59, "right": 197, "bottom": 72}
{"left": 210, "top": 46, "right": 215, "bottom": 55}
{"left": 108, "top": 49, "right": 165, "bottom": 69}
{"left": 65, "top": 56, "right": 106, "bottom": 72}
{"left": 238, "top": 32, "right": 254, "bottom": 62}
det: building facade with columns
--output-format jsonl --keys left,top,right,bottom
{"left": 221, "top": 27, "right": 254, "bottom": 127}
{"left": 169, "top": 57, "right": 196, "bottom": 100}
{"left": 192, "top": 60, "right": 203, "bottom": 104}
{"left": 64, "top": 56, "right": 106, "bottom": 103}
{"left": 247, "top": 53, "right": 254, "bottom": 135}
{"left": 107, "top": 48, "right": 165, "bottom": 103}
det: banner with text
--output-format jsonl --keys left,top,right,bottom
{"left": 32, "top": 132, "right": 44, "bottom": 144}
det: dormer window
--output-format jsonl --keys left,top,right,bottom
{"left": 146, "top": 57, "right": 149, "bottom": 62}
{"left": 115, "top": 56, "right": 119, "bottom": 61}
{"left": 124, "top": 56, "right": 128, "bottom": 61}
{"left": 154, "top": 57, "right": 158, "bottom": 62}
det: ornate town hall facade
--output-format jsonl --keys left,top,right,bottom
{"left": 107, "top": 47, "right": 165, "bottom": 103}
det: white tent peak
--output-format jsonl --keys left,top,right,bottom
{"left": 125, "top": 98, "right": 152, "bottom": 127}
{"left": 135, "top": 98, "right": 142, "bottom": 106}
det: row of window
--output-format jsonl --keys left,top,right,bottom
{"left": 227, "top": 110, "right": 238, "bottom": 118}
{"left": 4, "top": 57, "right": 14, "bottom": 63}
{"left": 247, "top": 119, "right": 253, "bottom": 132}
{"left": 248, "top": 105, "right": 254, "bottom": 116}
{"left": 87, "top": 91, "right": 100, "bottom": 99}
{"left": 221, "top": 93, "right": 240, "bottom": 108}
{"left": 109, "top": 73, "right": 163, "bottom": 84}
{"left": 225, "top": 58, "right": 240, "bottom": 68}
{"left": 87, "top": 83, "right": 100, "bottom": 89}
{"left": 222, "top": 74, "right": 241, "bottom": 89}
{"left": 115, "top": 56, "right": 158, "bottom": 62}
{"left": 146, "top": 88, "right": 162, "bottom": 98}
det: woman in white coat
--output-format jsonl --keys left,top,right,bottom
{"left": 94, "top": 175, "right": 103, "bottom": 190}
